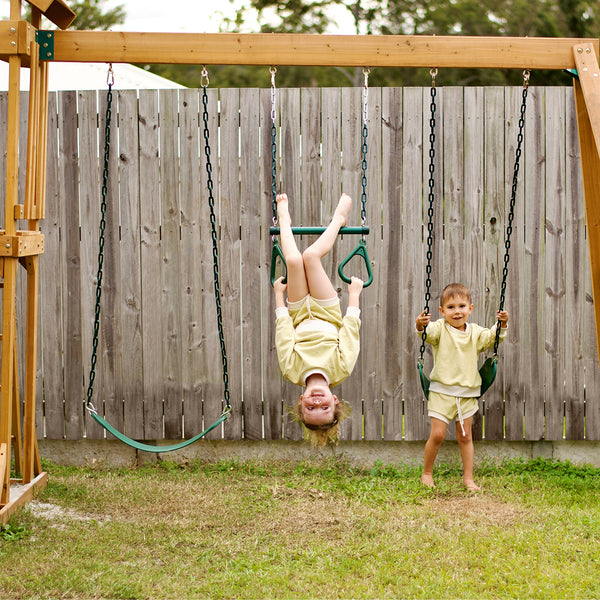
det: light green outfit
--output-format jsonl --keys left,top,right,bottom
{"left": 275, "top": 295, "right": 361, "bottom": 387}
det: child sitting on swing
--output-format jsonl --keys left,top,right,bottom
{"left": 273, "top": 192, "right": 363, "bottom": 446}
{"left": 416, "top": 283, "right": 509, "bottom": 491}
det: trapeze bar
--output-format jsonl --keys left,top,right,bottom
{"left": 270, "top": 226, "right": 370, "bottom": 236}
{"left": 46, "top": 32, "right": 600, "bottom": 70}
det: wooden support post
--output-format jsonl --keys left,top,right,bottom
{"left": 0, "top": 445, "right": 6, "bottom": 502}
{"left": 22, "top": 255, "right": 40, "bottom": 484}
{"left": 10, "top": 323, "right": 22, "bottom": 477}
{"left": 0, "top": 259, "right": 18, "bottom": 506}
{"left": 24, "top": 39, "right": 40, "bottom": 220}
{"left": 573, "top": 43, "right": 600, "bottom": 369}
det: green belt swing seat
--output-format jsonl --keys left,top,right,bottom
{"left": 85, "top": 67, "right": 231, "bottom": 452}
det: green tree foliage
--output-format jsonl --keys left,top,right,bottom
{"left": 26, "top": 0, "right": 125, "bottom": 30}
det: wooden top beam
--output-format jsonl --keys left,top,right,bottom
{"left": 49, "top": 32, "right": 600, "bottom": 69}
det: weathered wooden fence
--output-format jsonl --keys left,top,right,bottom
{"left": 2, "top": 85, "right": 599, "bottom": 443}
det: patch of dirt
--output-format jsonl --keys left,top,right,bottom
{"left": 425, "top": 496, "right": 529, "bottom": 528}
{"left": 26, "top": 501, "right": 111, "bottom": 528}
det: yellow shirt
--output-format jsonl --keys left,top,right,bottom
{"left": 275, "top": 305, "right": 361, "bottom": 387}
{"left": 418, "top": 318, "right": 507, "bottom": 396}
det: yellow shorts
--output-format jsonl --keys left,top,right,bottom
{"left": 428, "top": 391, "right": 479, "bottom": 425}
{"left": 287, "top": 295, "right": 342, "bottom": 329}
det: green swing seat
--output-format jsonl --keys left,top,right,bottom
{"left": 417, "top": 356, "right": 497, "bottom": 400}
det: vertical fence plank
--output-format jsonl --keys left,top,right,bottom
{"left": 199, "top": 87, "right": 224, "bottom": 440}
{"left": 382, "top": 87, "right": 404, "bottom": 441}
{"left": 339, "top": 86, "right": 363, "bottom": 441}
{"left": 138, "top": 90, "right": 163, "bottom": 440}
{"left": 401, "top": 87, "right": 426, "bottom": 441}
{"left": 260, "top": 87, "right": 282, "bottom": 441}
{"left": 278, "top": 88, "right": 302, "bottom": 441}
{"left": 99, "top": 89, "right": 124, "bottom": 438}
{"left": 463, "top": 87, "right": 485, "bottom": 440}
{"left": 60, "top": 91, "right": 83, "bottom": 440}
{"left": 504, "top": 88, "right": 532, "bottom": 441}
{"left": 178, "top": 88, "right": 202, "bottom": 439}
{"left": 159, "top": 89, "right": 183, "bottom": 439}
{"left": 118, "top": 90, "right": 144, "bottom": 439}
{"left": 483, "top": 87, "right": 507, "bottom": 440}
{"left": 39, "top": 92, "right": 63, "bottom": 439}
{"left": 564, "top": 88, "right": 586, "bottom": 440}
{"left": 362, "top": 87, "right": 383, "bottom": 440}
{"left": 544, "top": 87, "right": 567, "bottom": 441}
{"left": 441, "top": 87, "right": 463, "bottom": 442}
{"left": 240, "top": 88, "right": 263, "bottom": 440}
{"left": 522, "top": 87, "right": 546, "bottom": 440}
{"left": 78, "top": 90, "right": 104, "bottom": 439}
{"left": 219, "top": 87, "right": 243, "bottom": 440}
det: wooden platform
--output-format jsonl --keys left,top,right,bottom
{"left": 0, "top": 473, "right": 48, "bottom": 525}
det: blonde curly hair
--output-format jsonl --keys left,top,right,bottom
{"left": 286, "top": 400, "right": 352, "bottom": 447}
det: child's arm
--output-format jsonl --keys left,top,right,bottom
{"left": 273, "top": 276, "right": 287, "bottom": 309}
{"left": 416, "top": 310, "right": 430, "bottom": 332}
{"left": 347, "top": 276, "right": 363, "bottom": 309}
{"left": 497, "top": 310, "right": 509, "bottom": 328}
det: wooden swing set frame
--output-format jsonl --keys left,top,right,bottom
{"left": 1, "top": 0, "right": 600, "bottom": 524}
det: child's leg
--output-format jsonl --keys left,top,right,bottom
{"left": 276, "top": 193, "right": 309, "bottom": 302}
{"left": 422, "top": 417, "right": 447, "bottom": 487}
{"left": 303, "top": 193, "right": 352, "bottom": 299}
{"left": 456, "top": 416, "right": 480, "bottom": 491}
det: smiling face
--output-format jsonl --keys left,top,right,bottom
{"left": 439, "top": 293, "right": 474, "bottom": 331}
{"left": 298, "top": 384, "right": 339, "bottom": 426}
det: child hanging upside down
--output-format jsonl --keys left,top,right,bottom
{"left": 416, "top": 283, "right": 509, "bottom": 491}
{"left": 273, "top": 192, "right": 363, "bottom": 446}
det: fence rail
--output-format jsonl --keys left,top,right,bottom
{"left": 2, "top": 85, "right": 598, "bottom": 443}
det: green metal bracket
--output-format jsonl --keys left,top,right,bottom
{"left": 564, "top": 68, "right": 579, "bottom": 80}
{"left": 36, "top": 30, "right": 54, "bottom": 60}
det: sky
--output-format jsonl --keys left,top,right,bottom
{"left": 0, "top": 0, "right": 354, "bottom": 33}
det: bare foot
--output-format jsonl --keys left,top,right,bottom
{"left": 464, "top": 480, "right": 481, "bottom": 492}
{"left": 421, "top": 473, "right": 435, "bottom": 488}
{"left": 276, "top": 193, "right": 291, "bottom": 226}
{"left": 333, "top": 193, "right": 352, "bottom": 227}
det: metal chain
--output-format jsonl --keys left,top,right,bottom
{"left": 85, "top": 68, "right": 113, "bottom": 412}
{"left": 419, "top": 69, "right": 438, "bottom": 363}
{"left": 492, "top": 69, "right": 530, "bottom": 354}
{"left": 202, "top": 71, "right": 231, "bottom": 411}
{"left": 360, "top": 67, "right": 370, "bottom": 234}
{"left": 270, "top": 66, "right": 278, "bottom": 229}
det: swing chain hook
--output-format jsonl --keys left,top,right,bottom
{"left": 430, "top": 67, "right": 438, "bottom": 88}
{"left": 270, "top": 66, "right": 277, "bottom": 124}
{"left": 522, "top": 69, "right": 531, "bottom": 88}
{"left": 201, "top": 65, "right": 210, "bottom": 88}
{"left": 106, "top": 63, "right": 114, "bottom": 88}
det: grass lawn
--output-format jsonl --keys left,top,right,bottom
{"left": 1, "top": 457, "right": 599, "bottom": 599}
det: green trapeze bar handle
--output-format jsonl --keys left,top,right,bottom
{"left": 269, "top": 226, "right": 370, "bottom": 236}
{"left": 270, "top": 241, "right": 287, "bottom": 287}
{"left": 89, "top": 410, "right": 228, "bottom": 453}
{"left": 337, "top": 239, "right": 373, "bottom": 288}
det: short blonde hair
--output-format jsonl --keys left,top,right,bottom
{"left": 440, "top": 282, "right": 471, "bottom": 306}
